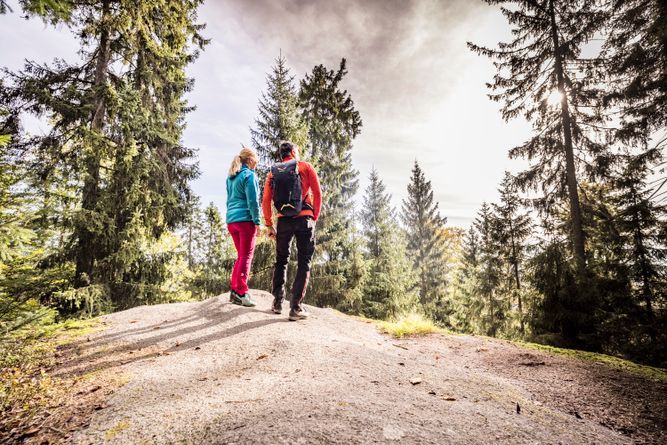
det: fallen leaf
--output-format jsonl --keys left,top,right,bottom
{"left": 476, "top": 347, "right": 488, "bottom": 353}
{"left": 519, "top": 361, "right": 546, "bottom": 367}
{"left": 129, "top": 320, "right": 138, "bottom": 324}
{"left": 444, "top": 397, "right": 456, "bottom": 401}
{"left": 428, "top": 390, "right": 436, "bottom": 395}
{"left": 398, "top": 362, "right": 405, "bottom": 366}
{"left": 370, "top": 380, "right": 380, "bottom": 384}
{"left": 256, "top": 354, "right": 268, "bottom": 360}
{"left": 516, "top": 403, "right": 521, "bottom": 414}
{"left": 89, "top": 385, "right": 102, "bottom": 393}
{"left": 392, "top": 343, "right": 409, "bottom": 350}
{"left": 409, "top": 377, "right": 422, "bottom": 385}
{"left": 152, "top": 326, "right": 161, "bottom": 330}
{"left": 197, "top": 377, "right": 208, "bottom": 381}
{"left": 194, "top": 346, "right": 201, "bottom": 350}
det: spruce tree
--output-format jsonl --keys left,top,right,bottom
{"left": 604, "top": 0, "right": 666, "bottom": 146}
{"left": 3, "top": 0, "right": 207, "bottom": 305}
{"left": 468, "top": 0, "right": 610, "bottom": 275}
{"left": 474, "top": 203, "right": 506, "bottom": 337}
{"left": 359, "top": 168, "right": 416, "bottom": 319}
{"left": 614, "top": 154, "right": 666, "bottom": 351}
{"left": 450, "top": 226, "right": 482, "bottom": 333}
{"left": 298, "top": 59, "right": 363, "bottom": 309}
{"left": 250, "top": 54, "right": 308, "bottom": 170}
{"left": 492, "top": 172, "right": 532, "bottom": 333}
{"left": 401, "top": 161, "right": 448, "bottom": 314}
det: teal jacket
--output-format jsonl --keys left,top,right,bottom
{"left": 226, "top": 165, "right": 260, "bottom": 225}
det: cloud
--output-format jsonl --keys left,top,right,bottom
{"left": 2, "top": 0, "right": 534, "bottom": 228}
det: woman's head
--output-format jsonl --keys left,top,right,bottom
{"left": 229, "top": 147, "right": 259, "bottom": 176}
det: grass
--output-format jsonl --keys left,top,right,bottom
{"left": 377, "top": 313, "right": 445, "bottom": 338}
{"left": 517, "top": 341, "right": 667, "bottom": 382}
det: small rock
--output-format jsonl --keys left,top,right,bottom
{"left": 409, "top": 377, "right": 422, "bottom": 385}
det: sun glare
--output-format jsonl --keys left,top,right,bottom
{"left": 547, "top": 89, "right": 564, "bottom": 107}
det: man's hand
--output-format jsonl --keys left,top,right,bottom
{"left": 255, "top": 225, "right": 261, "bottom": 237}
{"left": 267, "top": 226, "right": 276, "bottom": 240}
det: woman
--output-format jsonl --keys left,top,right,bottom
{"left": 226, "top": 147, "right": 261, "bottom": 307}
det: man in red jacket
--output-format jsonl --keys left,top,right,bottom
{"left": 262, "top": 141, "right": 322, "bottom": 321}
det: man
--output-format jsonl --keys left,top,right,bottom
{"left": 262, "top": 141, "right": 322, "bottom": 321}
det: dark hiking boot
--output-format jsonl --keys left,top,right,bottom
{"left": 272, "top": 298, "right": 283, "bottom": 314}
{"left": 288, "top": 307, "right": 309, "bottom": 321}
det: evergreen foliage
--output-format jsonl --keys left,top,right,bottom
{"left": 359, "top": 168, "right": 416, "bottom": 319}
{"left": 2, "top": 0, "right": 207, "bottom": 309}
{"left": 401, "top": 161, "right": 449, "bottom": 318}
{"left": 298, "top": 59, "right": 363, "bottom": 309}
{"left": 468, "top": 0, "right": 611, "bottom": 274}
{"left": 492, "top": 172, "right": 532, "bottom": 333}
{"left": 250, "top": 55, "right": 308, "bottom": 171}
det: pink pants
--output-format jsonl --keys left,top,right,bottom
{"left": 227, "top": 221, "right": 257, "bottom": 295}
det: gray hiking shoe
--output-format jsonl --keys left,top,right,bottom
{"left": 237, "top": 293, "right": 256, "bottom": 307}
{"left": 288, "top": 307, "right": 309, "bottom": 321}
{"left": 272, "top": 298, "right": 283, "bottom": 314}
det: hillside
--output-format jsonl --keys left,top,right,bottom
{"left": 27, "top": 290, "right": 666, "bottom": 444}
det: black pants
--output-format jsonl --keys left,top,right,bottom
{"left": 272, "top": 216, "right": 316, "bottom": 309}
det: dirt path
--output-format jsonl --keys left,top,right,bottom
{"left": 53, "top": 290, "right": 665, "bottom": 444}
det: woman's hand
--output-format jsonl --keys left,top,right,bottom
{"left": 267, "top": 226, "right": 276, "bottom": 240}
{"left": 255, "top": 224, "right": 261, "bottom": 237}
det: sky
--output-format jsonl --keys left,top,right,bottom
{"left": 0, "top": 0, "right": 534, "bottom": 228}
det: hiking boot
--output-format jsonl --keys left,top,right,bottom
{"left": 229, "top": 290, "right": 242, "bottom": 304}
{"left": 288, "top": 307, "right": 309, "bottom": 321}
{"left": 236, "top": 293, "right": 257, "bottom": 307}
{"left": 272, "top": 298, "right": 283, "bottom": 314}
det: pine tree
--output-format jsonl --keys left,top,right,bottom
{"left": 468, "top": 0, "right": 610, "bottom": 275}
{"left": 492, "top": 172, "right": 532, "bottom": 333}
{"left": 250, "top": 54, "right": 308, "bottom": 171}
{"left": 359, "top": 168, "right": 416, "bottom": 319}
{"left": 3, "top": 0, "right": 207, "bottom": 305}
{"left": 401, "top": 161, "right": 449, "bottom": 315}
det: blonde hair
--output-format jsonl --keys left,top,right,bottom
{"left": 228, "top": 147, "right": 258, "bottom": 176}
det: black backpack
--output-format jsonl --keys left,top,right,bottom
{"left": 270, "top": 159, "right": 305, "bottom": 217}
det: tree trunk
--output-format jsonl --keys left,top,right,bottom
{"left": 549, "top": 0, "right": 586, "bottom": 276}
{"left": 75, "top": 0, "right": 111, "bottom": 287}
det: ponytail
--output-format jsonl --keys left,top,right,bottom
{"left": 228, "top": 147, "right": 258, "bottom": 176}
{"left": 228, "top": 155, "right": 242, "bottom": 176}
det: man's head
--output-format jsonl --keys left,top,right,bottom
{"left": 278, "top": 141, "right": 299, "bottom": 161}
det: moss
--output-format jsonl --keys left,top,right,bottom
{"left": 104, "top": 419, "right": 130, "bottom": 440}
{"left": 377, "top": 313, "right": 445, "bottom": 338}
{"left": 517, "top": 341, "right": 667, "bottom": 382}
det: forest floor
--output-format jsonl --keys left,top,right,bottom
{"left": 21, "top": 290, "right": 667, "bottom": 444}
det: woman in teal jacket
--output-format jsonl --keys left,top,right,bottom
{"left": 226, "top": 147, "right": 261, "bottom": 306}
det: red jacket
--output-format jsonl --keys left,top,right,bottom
{"left": 262, "top": 155, "right": 322, "bottom": 226}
